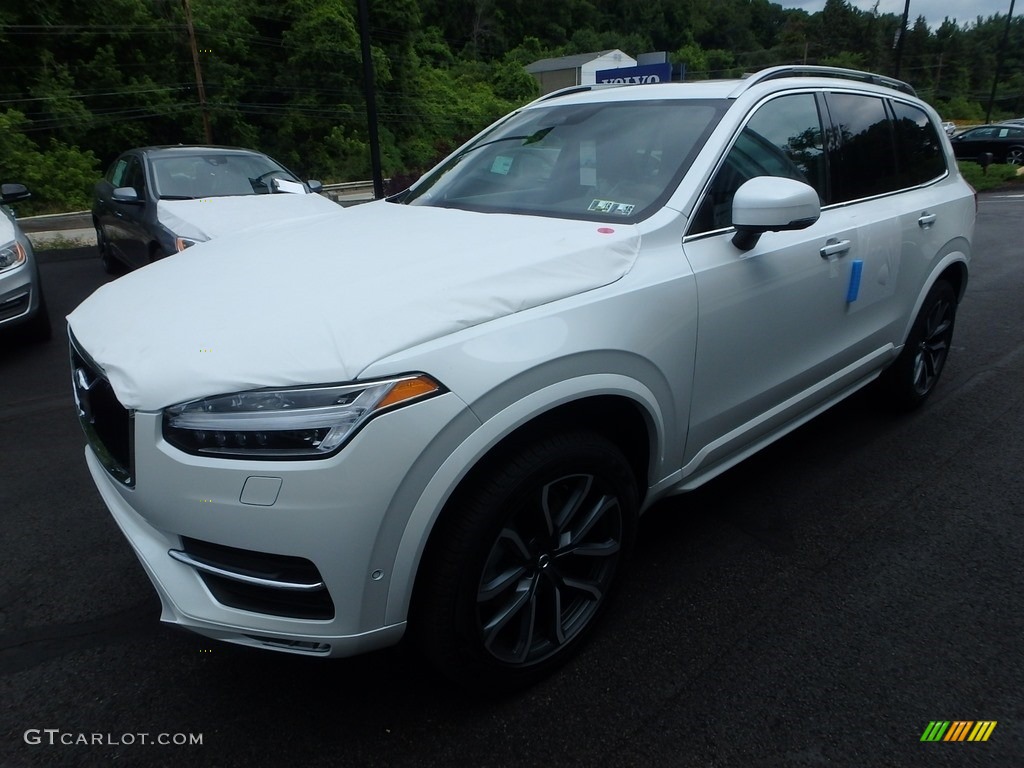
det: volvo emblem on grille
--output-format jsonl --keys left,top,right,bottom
{"left": 73, "top": 366, "right": 97, "bottom": 424}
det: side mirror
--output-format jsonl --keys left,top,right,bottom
{"left": 112, "top": 187, "right": 142, "bottom": 203}
{"left": 307, "top": 179, "right": 323, "bottom": 194}
{"left": 731, "top": 176, "right": 821, "bottom": 251}
{"left": 1, "top": 182, "right": 31, "bottom": 204}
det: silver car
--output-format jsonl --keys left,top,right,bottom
{"left": 68, "top": 66, "right": 975, "bottom": 690}
{"left": 0, "top": 183, "right": 51, "bottom": 343}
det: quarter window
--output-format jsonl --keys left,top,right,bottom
{"left": 890, "top": 101, "right": 946, "bottom": 187}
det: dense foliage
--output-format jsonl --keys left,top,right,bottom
{"left": 2, "top": 0, "right": 1023, "bottom": 213}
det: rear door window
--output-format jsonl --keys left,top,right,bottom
{"left": 824, "top": 93, "right": 897, "bottom": 202}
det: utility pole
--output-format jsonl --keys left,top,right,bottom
{"left": 986, "top": 0, "right": 1017, "bottom": 123}
{"left": 182, "top": 0, "right": 213, "bottom": 144}
{"left": 357, "top": 0, "right": 384, "bottom": 199}
{"left": 893, "top": 0, "right": 911, "bottom": 80}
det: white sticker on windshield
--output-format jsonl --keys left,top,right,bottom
{"left": 589, "top": 199, "right": 635, "bottom": 216}
{"left": 580, "top": 141, "right": 597, "bottom": 186}
{"left": 490, "top": 155, "right": 514, "bottom": 175}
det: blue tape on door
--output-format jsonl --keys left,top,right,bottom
{"left": 847, "top": 259, "right": 863, "bottom": 303}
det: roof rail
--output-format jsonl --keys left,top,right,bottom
{"left": 731, "top": 66, "right": 917, "bottom": 97}
{"left": 527, "top": 82, "right": 627, "bottom": 106}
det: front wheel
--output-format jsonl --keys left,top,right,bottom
{"left": 878, "top": 279, "right": 957, "bottom": 411}
{"left": 96, "top": 224, "right": 121, "bottom": 275}
{"left": 412, "top": 431, "right": 638, "bottom": 691}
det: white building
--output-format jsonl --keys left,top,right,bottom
{"left": 525, "top": 50, "right": 637, "bottom": 95}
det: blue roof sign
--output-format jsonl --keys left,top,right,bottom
{"left": 595, "top": 63, "right": 672, "bottom": 85}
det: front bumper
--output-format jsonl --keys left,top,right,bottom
{"left": 0, "top": 260, "right": 40, "bottom": 330}
{"left": 84, "top": 392, "right": 470, "bottom": 658}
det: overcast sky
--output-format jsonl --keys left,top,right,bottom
{"left": 785, "top": 0, "right": 1015, "bottom": 28}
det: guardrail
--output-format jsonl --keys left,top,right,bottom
{"left": 19, "top": 179, "right": 383, "bottom": 233}
{"left": 320, "top": 179, "right": 383, "bottom": 202}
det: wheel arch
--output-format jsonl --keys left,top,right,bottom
{"left": 937, "top": 258, "right": 968, "bottom": 303}
{"left": 384, "top": 381, "right": 661, "bottom": 628}
{"left": 897, "top": 251, "right": 969, "bottom": 347}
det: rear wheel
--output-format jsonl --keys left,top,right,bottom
{"left": 1006, "top": 146, "right": 1024, "bottom": 166}
{"left": 412, "top": 431, "right": 637, "bottom": 691}
{"left": 878, "top": 279, "right": 957, "bottom": 411}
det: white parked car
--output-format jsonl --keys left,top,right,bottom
{"left": 68, "top": 66, "right": 975, "bottom": 689}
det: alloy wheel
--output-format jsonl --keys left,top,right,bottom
{"left": 911, "top": 295, "right": 954, "bottom": 396}
{"left": 476, "top": 472, "right": 624, "bottom": 666}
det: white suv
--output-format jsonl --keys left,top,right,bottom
{"left": 68, "top": 66, "right": 975, "bottom": 689}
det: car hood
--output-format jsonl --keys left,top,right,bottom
{"left": 156, "top": 192, "right": 341, "bottom": 241}
{"left": 68, "top": 202, "right": 641, "bottom": 411}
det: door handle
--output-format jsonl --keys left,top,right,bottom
{"left": 918, "top": 212, "right": 937, "bottom": 228}
{"left": 819, "top": 239, "right": 852, "bottom": 259}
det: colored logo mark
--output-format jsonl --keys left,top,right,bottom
{"left": 920, "top": 721, "right": 997, "bottom": 742}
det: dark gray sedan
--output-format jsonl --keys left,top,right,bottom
{"left": 950, "top": 124, "right": 1024, "bottom": 165}
{"left": 92, "top": 146, "right": 336, "bottom": 273}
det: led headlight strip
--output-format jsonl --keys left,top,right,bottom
{"left": 163, "top": 374, "right": 442, "bottom": 459}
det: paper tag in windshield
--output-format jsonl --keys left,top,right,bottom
{"left": 589, "top": 199, "right": 635, "bottom": 216}
{"left": 490, "top": 156, "right": 513, "bottom": 175}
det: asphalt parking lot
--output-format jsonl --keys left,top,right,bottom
{"left": 1, "top": 193, "right": 1022, "bottom": 767}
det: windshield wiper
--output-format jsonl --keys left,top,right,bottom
{"left": 452, "top": 127, "right": 555, "bottom": 162}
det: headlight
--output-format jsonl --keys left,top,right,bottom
{"left": 0, "top": 240, "right": 26, "bottom": 272}
{"left": 163, "top": 374, "right": 443, "bottom": 459}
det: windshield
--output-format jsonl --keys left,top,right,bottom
{"left": 151, "top": 153, "right": 301, "bottom": 200}
{"left": 398, "top": 99, "right": 726, "bottom": 222}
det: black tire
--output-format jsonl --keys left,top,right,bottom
{"left": 96, "top": 224, "right": 121, "bottom": 275}
{"left": 1006, "top": 146, "right": 1024, "bottom": 166}
{"left": 23, "top": 286, "right": 53, "bottom": 343}
{"left": 879, "top": 279, "right": 957, "bottom": 411}
{"left": 412, "top": 431, "right": 638, "bottom": 691}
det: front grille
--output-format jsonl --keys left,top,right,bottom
{"left": 70, "top": 336, "right": 134, "bottom": 486}
{"left": 181, "top": 537, "right": 335, "bottom": 620}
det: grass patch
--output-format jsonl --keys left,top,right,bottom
{"left": 29, "top": 232, "right": 96, "bottom": 251}
{"left": 957, "top": 161, "right": 1024, "bottom": 191}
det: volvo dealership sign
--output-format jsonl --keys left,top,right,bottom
{"left": 595, "top": 62, "right": 672, "bottom": 85}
